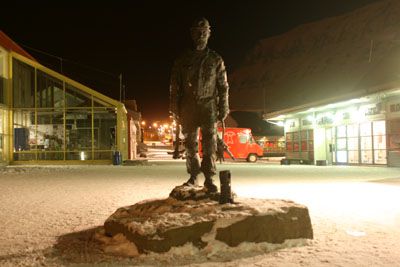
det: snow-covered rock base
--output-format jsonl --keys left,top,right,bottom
{"left": 102, "top": 187, "right": 313, "bottom": 256}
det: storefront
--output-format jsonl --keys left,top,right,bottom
{"left": 267, "top": 89, "right": 400, "bottom": 167}
{"left": 0, "top": 34, "right": 129, "bottom": 164}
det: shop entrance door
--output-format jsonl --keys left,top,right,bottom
{"left": 325, "top": 127, "right": 334, "bottom": 164}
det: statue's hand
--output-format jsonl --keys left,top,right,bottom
{"left": 217, "top": 109, "right": 228, "bottom": 122}
{"left": 171, "top": 113, "right": 180, "bottom": 122}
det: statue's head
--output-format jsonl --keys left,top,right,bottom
{"left": 190, "top": 18, "right": 211, "bottom": 51}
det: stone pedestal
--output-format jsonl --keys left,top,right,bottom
{"left": 103, "top": 186, "right": 313, "bottom": 254}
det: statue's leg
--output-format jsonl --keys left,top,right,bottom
{"left": 200, "top": 124, "right": 218, "bottom": 192}
{"left": 182, "top": 123, "right": 201, "bottom": 184}
{"left": 200, "top": 125, "right": 217, "bottom": 177}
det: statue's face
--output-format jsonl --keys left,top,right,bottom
{"left": 190, "top": 27, "right": 210, "bottom": 50}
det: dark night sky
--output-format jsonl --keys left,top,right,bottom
{"left": 1, "top": 0, "right": 379, "bottom": 122}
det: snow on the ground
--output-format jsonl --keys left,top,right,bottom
{"left": 1, "top": 162, "right": 400, "bottom": 266}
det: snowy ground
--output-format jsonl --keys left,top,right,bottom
{"left": 1, "top": 154, "right": 400, "bottom": 266}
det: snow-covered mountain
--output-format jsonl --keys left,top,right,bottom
{"left": 230, "top": 0, "right": 400, "bottom": 113}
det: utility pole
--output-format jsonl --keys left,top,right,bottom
{"left": 263, "top": 87, "right": 266, "bottom": 116}
{"left": 119, "top": 73, "right": 122, "bottom": 102}
{"left": 122, "top": 85, "right": 126, "bottom": 101}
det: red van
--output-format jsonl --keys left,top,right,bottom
{"left": 200, "top": 127, "right": 264, "bottom": 162}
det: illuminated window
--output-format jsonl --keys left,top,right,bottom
{"left": 360, "top": 122, "right": 371, "bottom": 136}
{"left": 374, "top": 150, "right": 387, "bottom": 164}
{"left": 359, "top": 122, "right": 373, "bottom": 164}
{"left": 337, "top": 125, "right": 346, "bottom": 138}
{"left": 373, "top": 135, "right": 386, "bottom": 149}
{"left": 361, "top": 136, "right": 372, "bottom": 150}
{"left": 348, "top": 151, "right": 359, "bottom": 163}
{"left": 347, "top": 124, "right": 358, "bottom": 137}
{"left": 335, "top": 125, "right": 348, "bottom": 164}
{"left": 372, "top": 120, "right": 386, "bottom": 164}
{"left": 373, "top": 121, "right": 385, "bottom": 135}
{"left": 361, "top": 150, "right": 373, "bottom": 164}
{"left": 347, "top": 138, "right": 358, "bottom": 150}
{"left": 337, "top": 138, "right": 347, "bottom": 150}
{"left": 337, "top": 151, "right": 347, "bottom": 163}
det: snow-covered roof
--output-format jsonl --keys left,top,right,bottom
{"left": 230, "top": 0, "right": 400, "bottom": 114}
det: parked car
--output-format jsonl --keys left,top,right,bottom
{"left": 200, "top": 127, "right": 264, "bottom": 162}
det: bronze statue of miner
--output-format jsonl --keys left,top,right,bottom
{"left": 169, "top": 18, "right": 230, "bottom": 193}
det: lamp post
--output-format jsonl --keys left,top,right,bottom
{"left": 119, "top": 73, "right": 122, "bottom": 102}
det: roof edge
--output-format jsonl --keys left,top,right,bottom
{"left": 265, "top": 81, "right": 400, "bottom": 120}
{"left": 0, "top": 31, "right": 36, "bottom": 61}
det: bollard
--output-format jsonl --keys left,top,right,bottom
{"left": 219, "top": 170, "right": 234, "bottom": 204}
{"left": 113, "top": 151, "right": 122, "bottom": 165}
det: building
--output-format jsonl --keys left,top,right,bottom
{"left": 0, "top": 30, "right": 134, "bottom": 165}
{"left": 230, "top": 0, "right": 400, "bottom": 166}
{"left": 124, "top": 99, "right": 142, "bottom": 160}
{"left": 266, "top": 93, "right": 397, "bottom": 166}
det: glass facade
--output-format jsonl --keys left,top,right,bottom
{"left": 284, "top": 112, "right": 387, "bottom": 165}
{"left": 331, "top": 121, "right": 386, "bottom": 165}
{"left": 12, "top": 57, "right": 119, "bottom": 162}
{"left": 372, "top": 121, "right": 386, "bottom": 164}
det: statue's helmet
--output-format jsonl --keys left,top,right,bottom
{"left": 191, "top": 18, "right": 211, "bottom": 31}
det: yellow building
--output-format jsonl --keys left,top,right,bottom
{"left": 0, "top": 31, "right": 129, "bottom": 165}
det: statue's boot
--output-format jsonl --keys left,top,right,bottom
{"left": 183, "top": 175, "right": 198, "bottom": 186}
{"left": 204, "top": 176, "right": 218, "bottom": 193}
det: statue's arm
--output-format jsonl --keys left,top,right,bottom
{"left": 216, "top": 59, "right": 230, "bottom": 121}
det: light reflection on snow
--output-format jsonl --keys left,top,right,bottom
{"left": 346, "top": 230, "right": 366, "bottom": 237}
